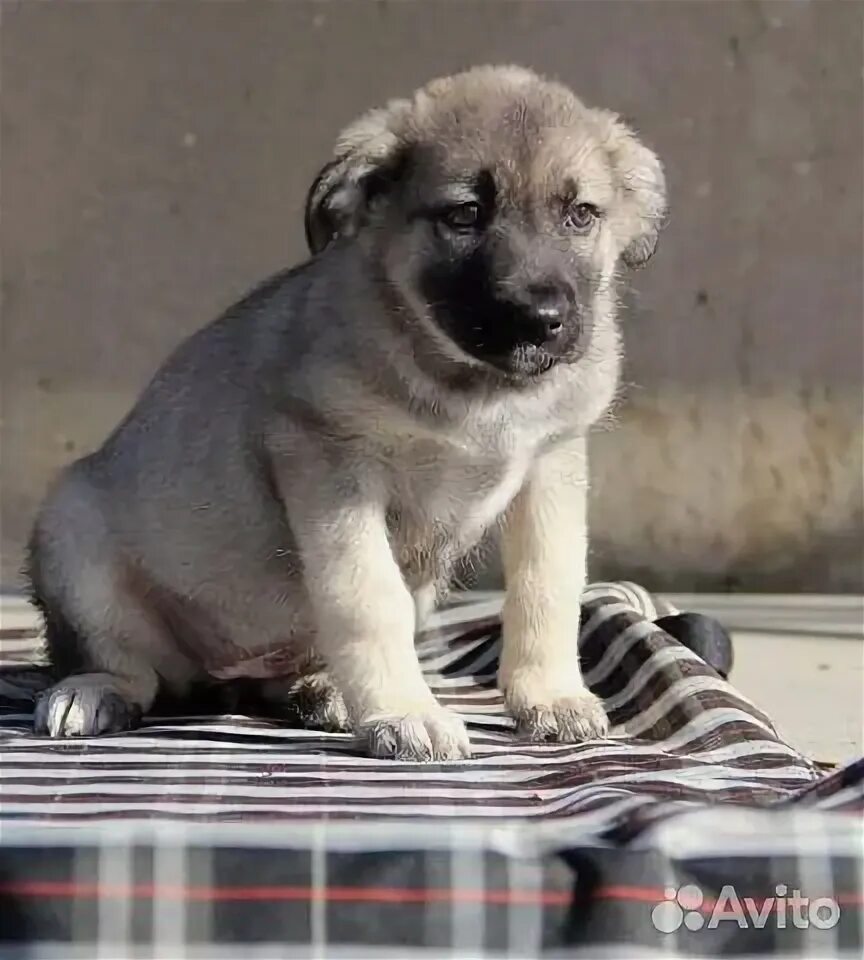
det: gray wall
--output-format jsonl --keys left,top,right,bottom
{"left": 2, "top": 0, "right": 862, "bottom": 591}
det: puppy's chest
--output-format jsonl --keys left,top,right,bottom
{"left": 386, "top": 433, "right": 534, "bottom": 577}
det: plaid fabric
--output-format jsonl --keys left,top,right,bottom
{"left": 1, "top": 582, "right": 861, "bottom": 957}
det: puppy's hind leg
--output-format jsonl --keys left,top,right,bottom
{"left": 29, "top": 530, "right": 192, "bottom": 739}
{"left": 32, "top": 586, "right": 168, "bottom": 737}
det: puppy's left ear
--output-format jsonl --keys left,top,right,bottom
{"left": 304, "top": 100, "right": 411, "bottom": 255}
{"left": 603, "top": 116, "right": 668, "bottom": 269}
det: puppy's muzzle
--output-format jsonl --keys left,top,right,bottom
{"left": 480, "top": 281, "right": 583, "bottom": 377}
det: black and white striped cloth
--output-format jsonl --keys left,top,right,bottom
{"left": 0, "top": 582, "right": 861, "bottom": 957}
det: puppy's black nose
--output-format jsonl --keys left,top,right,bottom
{"left": 526, "top": 284, "right": 572, "bottom": 343}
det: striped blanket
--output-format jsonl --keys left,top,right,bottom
{"left": 0, "top": 582, "right": 861, "bottom": 957}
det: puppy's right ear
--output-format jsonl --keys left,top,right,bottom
{"left": 304, "top": 100, "right": 411, "bottom": 255}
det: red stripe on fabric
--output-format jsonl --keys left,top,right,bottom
{"left": 0, "top": 880, "right": 570, "bottom": 905}
{"left": 0, "top": 880, "right": 861, "bottom": 908}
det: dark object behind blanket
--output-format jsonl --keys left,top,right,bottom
{"left": 655, "top": 612, "right": 735, "bottom": 678}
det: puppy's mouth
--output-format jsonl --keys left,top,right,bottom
{"left": 485, "top": 342, "right": 559, "bottom": 377}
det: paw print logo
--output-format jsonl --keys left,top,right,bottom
{"left": 650, "top": 884, "right": 706, "bottom": 933}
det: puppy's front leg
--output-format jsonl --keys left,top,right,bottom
{"left": 499, "top": 435, "right": 608, "bottom": 742}
{"left": 291, "top": 483, "right": 470, "bottom": 761}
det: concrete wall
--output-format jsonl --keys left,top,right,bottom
{"left": 2, "top": 0, "right": 862, "bottom": 591}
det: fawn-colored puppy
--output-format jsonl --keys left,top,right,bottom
{"left": 28, "top": 65, "right": 666, "bottom": 759}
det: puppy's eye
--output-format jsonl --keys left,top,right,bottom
{"left": 563, "top": 201, "right": 599, "bottom": 232}
{"left": 441, "top": 202, "right": 481, "bottom": 230}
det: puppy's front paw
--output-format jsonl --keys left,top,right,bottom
{"left": 34, "top": 682, "right": 140, "bottom": 738}
{"left": 506, "top": 676, "right": 608, "bottom": 742}
{"left": 359, "top": 707, "right": 471, "bottom": 761}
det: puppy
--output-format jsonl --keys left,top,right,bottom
{"left": 26, "top": 65, "right": 666, "bottom": 760}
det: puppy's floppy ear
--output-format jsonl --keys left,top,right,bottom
{"left": 602, "top": 115, "right": 668, "bottom": 269}
{"left": 304, "top": 100, "right": 411, "bottom": 255}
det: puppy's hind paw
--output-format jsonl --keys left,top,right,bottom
{"left": 256, "top": 671, "right": 351, "bottom": 733}
{"left": 34, "top": 681, "right": 141, "bottom": 738}
{"left": 359, "top": 707, "right": 471, "bottom": 761}
{"left": 292, "top": 673, "right": 350, "bottom": 733}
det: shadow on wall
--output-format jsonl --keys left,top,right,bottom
{"left": 1, "top": 0, "right": 862, "bottom": 591}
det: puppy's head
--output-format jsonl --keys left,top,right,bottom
{"left": 305, "top": 65, "right": 667, "bottom": 379}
